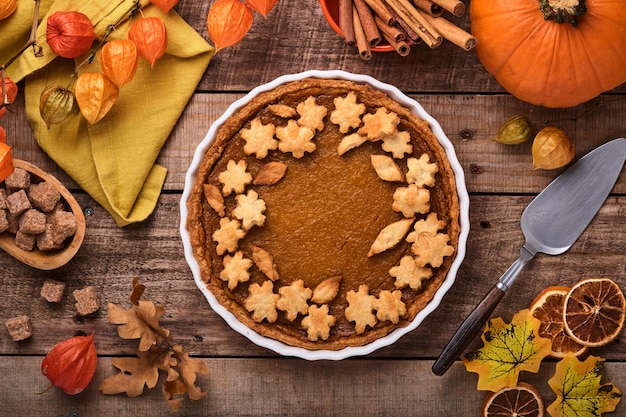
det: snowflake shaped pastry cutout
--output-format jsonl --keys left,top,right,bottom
{"left": 296, "top": 96, "right": 327, "bottom": 132}
{"left": 406, "top": 212, "right": 446, "bottom": 243}
{"left": 406, "top": 153, "right": 439, "bottom": 187}
{"left": 301, "top": 304, "right": 336, "bottom": 341}
{"left": 276, "top": 119, "right": 316, "bottom": 158}
{"left": 220, "top": 251, "right": 253, "bottom": 290}
{"left": 330, "top": 91, "right": 366, "bottom": 133}
{"left": 276, "top": 279, "right": 312, "bottom": 321}
{"left": 345, "top": 284, "right": 377, "bottom": 335}
{"left": 212, "top": 217, "right": 246, "bottom": 255}
{"left": 240, "top": 118, "right": 278, "bottom": 159}
{"left": 218, "top": 160, "right": 252, "bottom": 196}
{"left": 373, "top": 290, "right": 407, "bottom": 324}
{"left": 244, "top": 280, "right": 280, "bottom": 323}
{"left": 411, "top": 232, "right": 455, "bottom": 268}
{"left": 358, "top": 107, "right": 400, "bottom": 141}
{"left": 381, "top": 129, "right": 412, "bottom": 159}
{"left": 389, "top": 255, "right": 433, "bottom": 291}
{"left": 233, "top": 190, "right": 266, "bottom": 231}
{"left": 392, "top": 184, "right": 431, "bottom": 218}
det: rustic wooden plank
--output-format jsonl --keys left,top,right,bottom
{"left": 2, "top": 194, "right": 624, "bottom": 358}
{"left": 3, "top": 356, "right": 626, "bottom": 416}
{"left": 10, "top": 92, "right": 626, "bottom": 194}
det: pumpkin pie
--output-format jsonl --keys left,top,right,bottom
{"left": 186, "top": 77, "right": 461, "bottom": 351}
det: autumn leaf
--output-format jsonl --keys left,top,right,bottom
{"left": 106, "top": 300, "right": 170, "bottom": 351}
{"left": 547, "top": 354, "right": 622, "bottom": 417}
{"left": 207, "top": 0, "right": 254, "bottom": 52}
{"left": 172, "top": 344, "right": 208, "bottom": 401}
{"left": 99, "top": 349, "right": 173, "bottom": 397}
{"left": 245, "top": 0, "right": 278, "bottom": 18}
{"left": 462, "top": 309, "right": 552, "bottom": 392}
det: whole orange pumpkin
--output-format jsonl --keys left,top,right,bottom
{"left": 470, "top": 0, "right": 626, "bottom": 108}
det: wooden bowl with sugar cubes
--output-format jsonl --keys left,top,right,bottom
{"left": 0, "top": 160, "right": 85, "bottom": 270}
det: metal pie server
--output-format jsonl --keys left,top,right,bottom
{"left": 432, "top": 137, "right": 626, "bottom": 376}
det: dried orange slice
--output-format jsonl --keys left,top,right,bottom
{"left": 528, "top": 286, "right": 588, "bottom": 358}
{"left": 563, "top": 277, "right": 626, "bottom": 347}
{"left": 481, "top": 382, "right": 544, "bottom": 417}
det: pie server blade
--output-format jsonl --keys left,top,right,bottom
{"left": 432, "top": 137, "right": 626, "bottom": 376}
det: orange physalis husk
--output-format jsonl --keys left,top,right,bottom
{"left": 41, "top": 332, "right": 98, "bottom": 395}
{"left": 74, "top": 73, "right": 119, "bottom": 125}
{"left": 0, "top": 74, "right": 18, "bottom": 120}
{"left": 100, "top": 39, "right": 139, "bottom": 88}
{"left": 46, "top": 11, "right": 97, "bottom": 59}
{"left": 0, "top": 141, "right": 14, "bottom": 182}
{"left": 0, "top": 0, "right": 17, "bottom": 20}
{"left": 245, "top": 0, "right": 278, "bottom": 18}
{"left": 151, "top": 0, "right": 179, "bottom": 15}
{"left": 128, "top": 17, "right": 168, "bottom": 68}
{"left": 207, "top": 0, "right": 254, "bottom": 52}
{"left": 0, "top": 126, "right": 6, "bottom": 143}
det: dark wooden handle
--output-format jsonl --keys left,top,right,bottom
{"left": 431, "top": 285, "right": 506, "bottom": 376}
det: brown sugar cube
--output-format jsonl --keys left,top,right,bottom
{"left": 29, "top": 181, "right": 61, "bottom": 213}
{"left": 40, "top": 279, "right": 66, "bottom": 303}
{"left": 15, "top": 230, "right": 36, "bottom": 251}
{"left": 73, "top": 287, "right": 100, "bottom": 316}
{"left": 50, "top": 210, "right": 77, "bottom": 245}
{"left": 6, "top": 189, "right": 31, "bottom": 216}
{"left": 5, "top": 315, "right": 32, "bottom": 341}
{"left": 4, "top": 168, "right": 31, "bottom": 190}
{"left": 0, "top": 209, "right": 8, "bottom": 233}
{"left": 0, "top": 189, "right": 7, "bottom": 209}
{"left": 18, "top": 209, "right": 47, "bottom": 234}
{"left": 36, "top": 223, "right": 64, "bottom": 251}
{"left": 5, "top": 211, "right": 20, "bottom": 234}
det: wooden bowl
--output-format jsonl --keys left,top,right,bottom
{"left": 0, "top": 160, "right": 86, "bottom": 270}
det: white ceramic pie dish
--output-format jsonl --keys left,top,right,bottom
{"left": 180, "top": 70, "right": 470, "bottom": 360}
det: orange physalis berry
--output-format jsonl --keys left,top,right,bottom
{"left": 207, "top": 0, "right": 254, "bottom": 52}
{"left": 100, "top": 39, "right": 139, "bottom": 88}
{"left": 245, "top": 0, "right": 278, "bottom": 18}
{"left": 0, "top": 74, "right": 18, "bottom": 120}
{"left": 41, "top": 332, "right": 97, "bottom": 395}
{"left": 74, "top": 73, "right": 119, "bottom": 125}
{"left": 128, "top": 17, "right": 168, "bottom": 68}
{"left": 46, "top": 11, "right": 97, "bottom": 58}
{"left": 0, "top": 141, "right": 13, "bottom": 182}
{"left": 151, "top": 0, "right": 179, "bottom": 15}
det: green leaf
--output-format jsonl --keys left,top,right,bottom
{"left": 462, "top": 309, "right": 552, "bottom": 391}
{"left": 547, "top": 354, "right": 622, "bottom": 417}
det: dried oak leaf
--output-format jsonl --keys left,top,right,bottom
{"left": 106, "top": 300, "right": 170, "bottom": 351}
{"left": 547, "top": 354, "right": 622, "bottom": 417}
{"left": 99, "top": 348, "right": 174, "bottom": 397}
{"left": 207, "top": 0, "right": 254, "bottom": 52}
{"left": 172, "top": 344, "right": 208, "bottom": 401}
{"left": 462, "top": 309, "right": 552, "bottom": 392}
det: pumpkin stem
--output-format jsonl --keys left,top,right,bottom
{"left": 539, "top": 0, "right": 586, "bottom": 26}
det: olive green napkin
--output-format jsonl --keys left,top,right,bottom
{"left": 1, "top": 0, "right": 213, "bottom": 226}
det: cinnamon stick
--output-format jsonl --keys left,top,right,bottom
{"left": 421, "top": 13, "right": 476, "bottom": 50}
{"left": 430, "top": 0, "right": 465, "bottom": 16}
{"left": 354, "top": 0, "right": 382, "bottom": 47}
{"left": 352, "top": 5, "right": 372, "bottom": 60}
{"left": 382, "top": 32, "right": 410, "bottom": 56}
{"left": 339, "top": 0, "right": 355, "bottom": 45}
{"left": 375, "top": 15, "right": 405, "bottom": 43}
{"left": 384, "top": 0, "right": 442, "bottom": 48}
{"left": 388, "top": 7, "right": 420, "bottom": 41}
{"left": 412, "top": 0, "right": 443, "bottom": 17}
{"left": 364, "top": 0, "right": 396, "bottom": 26}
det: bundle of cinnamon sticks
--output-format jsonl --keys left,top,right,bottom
{"left": 338, "top": 0, "right": 476, "bottom": 59}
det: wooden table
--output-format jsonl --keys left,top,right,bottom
{"left": 2, "top": 1, "right": 625, "bottom": 415}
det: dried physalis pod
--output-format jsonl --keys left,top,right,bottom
{"left": 46, "top": 11, "right": 97, "bottom": 58}
{"left": 0, "top": 0, "right": 17, "bottom": 20}
{"left": 74, "top": 73, "right": 119, "bottom": 125}
{"left": 151, "top": 0, "right": 179, "bottom": 15}
{"left": 311, "top": 275, "right": 342, "bottom": 304}
{"left": 128, "top": 16, "right": 168, "bottom": 68}
{"left": 39, "top": 85, "right": 79, "bottom": 128}
{"left": 207, "top": 0, "right": 254, "bottom": 52}
{"left": 100, "top": 39, "right": 139, "bottom": 88}
{"left": 245, "top": 0, "right": 278, "bottom": 18}
{"left": 0, "top": 75, "right": 18, "bottom": 119}
{"left": 253, "top": 161, "right": 287, "bottom": 185}
{"left": 41, "top": 332, "right": 97, "bottom": 395}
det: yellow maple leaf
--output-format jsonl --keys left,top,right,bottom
{"left": 547, "top": 354, "right": 622, "bottom": 417}
{"left": 462, "top": 309, "right": 552, "bottom": 392}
